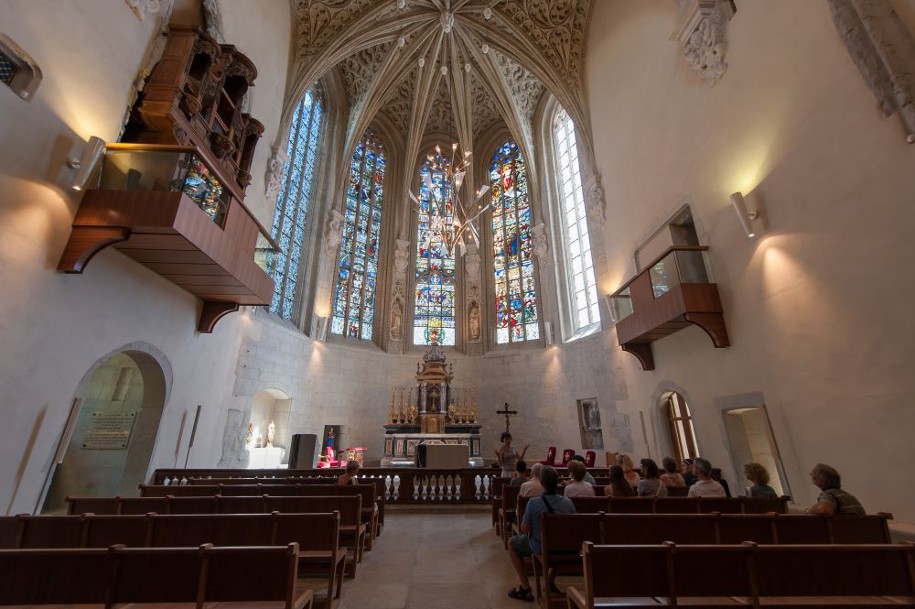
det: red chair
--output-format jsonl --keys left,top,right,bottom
{"left": 560, "top": 449, "right": 575, "bottom": 466}
{"left": 584, "top": 450, "right": 596, "bottom": 468}
{"left": 538, "top": 446, "right": 557, "bottom": 465}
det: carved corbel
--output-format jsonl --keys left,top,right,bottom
{"left": 585, "top": 174, "right": 606, "bottom": 225}
{"left": 531, "top": 222, "right": 550, "bottom": 266}
{"left": 124, "top": 0, "right": 162, "bottom": 20}
{"left": 671, "top": 0, "right": 735, "bottom": 84}
{"left": 323, "top": 209, "right": 344, "bottom": 256}
{"left": 828, "top": 0, "right": 915, "bottom": 143}
{"left": 264, "top": 145, "right": 288, "bottom": 205}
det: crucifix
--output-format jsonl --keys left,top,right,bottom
{"left": 496, "top": 402, "right": 518, "bottom": 434}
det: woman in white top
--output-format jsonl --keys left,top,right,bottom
{"left": 563, "top": 460, "right": 595, "bottom": 497}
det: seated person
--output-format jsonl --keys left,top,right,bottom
{"left": 806, "top": 463, "right": 865, "bottom": 515}
{"left": 507, "top": 466, "right": 575, "bottom": 601}
{"left": 337, "top": 459, "right": 360, "bottom": 485}
{"left": 743, "top": 462, "right": 778, "bottom": 498}
{"left": 603, "top": 465, "right": 636, "bottom": 497}
{"left": 568, "top": 454, "right": 596, "bottom": 485}
{"left": 509, "top": 459, "right": 530, "bottom": 487}
{"left": 681, "top": 458, "right": 698, "bottom": 487}
{"left": 637, "top": 458, "right": 668, "bottom": 497}
{"left": 519, "top": 463, "right": 545, "bottom": 498}
{"left": 660, "top": 456, "right": 686, "bottom": 488}
{"left": 616, "top": 453, "right": 641, "bottom": 488}
{"left": 687, "top": 457, "right": 726, "bottom": 497}
{"left": 563, "top": 460, "right": 595, "bottom": 497}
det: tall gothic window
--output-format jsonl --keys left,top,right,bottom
{"left": 269, "top": 86, "right": 324, "bottom": 319}
{"left": 553, "top": 108, "right": 599, "bottom": 332}
{"left": 331, "top": 131, "right": 386, "bottom": 340}
{"left": 490, "top": 141, "right": 539, "bottom": 344}
{"left": 413, "top": 150, "right": 456, "bottom": 346}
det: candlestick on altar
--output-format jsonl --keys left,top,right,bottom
{"left": 471, "top": 389, "right": 478, "bottom": 423}
{"left": 397, "top": 387, "right": 405, "bottom": 424}
{"left": 388, "top": 388, "right": 396, "bottom": 424}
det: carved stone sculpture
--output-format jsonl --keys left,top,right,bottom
{"left": 531, "top": 222, "right": 549, "bottom": 263}
{"left": 264, "top": 146, "right": 288, "bottom": 205}
{"left": 468, "top": 301, "right": 481, "bottom": 341}
{"left": 828, "top": 0, "right": 915, "bottom": 143}
{"left": 671, "top": 0, "right": 734, "bottom": 84}
{"left": 585, "top": 174, "right": 606, "bottom": 224}
{"left": 323, "top": 208, "right": 344, "bottom": 255}
{"left": 391, "top": 297, "right": 403, "bottom": 339}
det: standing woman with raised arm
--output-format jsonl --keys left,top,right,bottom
{"left": 495, "top": 432, "right": 529, "bottom": 478}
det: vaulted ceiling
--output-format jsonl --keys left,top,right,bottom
{"left": 288, "top": 0, "right": 593, "bottom": 170}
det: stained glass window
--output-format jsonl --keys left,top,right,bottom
{"left": 331, "top": 131, "right": 386, "bottom": 340}
{"left": 490, "top": 141, "right": 539, "bottom": 344}
{"left": 269, "top": 86, "right": 324, "bottom": 320}
{"left": 413, "top": 151, "right": 456, "bottom": 346}
{"left": 553, "top": 108, "right": 599, "bottom": 330}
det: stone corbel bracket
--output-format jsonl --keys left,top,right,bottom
{"left": 264, "top": 145, "right": 288, "bottom": 206}
{"left": 125, "top": 0, "right": 163, "bottom": 20}
{"left": 671, "top": 0, "right": 736, "bottom": 84}
{"left": 828, "top": 0, "right": 915, "bottom": 144}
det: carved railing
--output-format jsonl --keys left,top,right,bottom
{"left": 151, "top": 468, "right": 504, "bottom": 504}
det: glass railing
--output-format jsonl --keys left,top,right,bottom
{"left": 98, "top": 145, "right": 231, "bottom": 228}
{"left": 254, "top": 229, "right": 280, "bottom": 275}
{"left": 649, "top": 248, "right": 712, "bottom": 298}
{"left": 608, "top": 247, "right": 713, "bottom": 322}
{"left": 607, "top": 286, "right": 633, "bottom": 323}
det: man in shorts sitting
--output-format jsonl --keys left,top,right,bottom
{"left": 507, "top": 465, "right": 575, "bottom": 602}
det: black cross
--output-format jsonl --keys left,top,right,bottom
{"left": 496, "top": 402, "right": 518, "bottom": 434}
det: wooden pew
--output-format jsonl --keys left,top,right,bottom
{"left": 500, "top": 484, "right": 522, "bottom": 549}
{"left": 0, "top": 543, "right": 314, "bottom": 609}
{"left": 568, "top": 542, "right": 915, "bottom": 608}
{"left": 533, "top": 513, "right": 604, "bottom": 608}
{"left": 67, "top": 495, "right": 169, "bottom": 515}
{"left": 139, "top": 483, "right": 221, "bottom": 497}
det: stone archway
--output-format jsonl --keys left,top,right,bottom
{"left": 40, "top": 348, "right": 168, "bottom": 513}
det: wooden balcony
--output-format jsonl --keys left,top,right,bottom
{"left": 608, "top": 246, "right": 729, "bottom": 371}
{"left": 58, "top": 144, "right": 276, "bottom": 333}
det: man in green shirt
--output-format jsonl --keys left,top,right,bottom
{"left": 806, "top": 463, "right": 865, "bottom": 516}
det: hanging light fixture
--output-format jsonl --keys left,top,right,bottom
{"left": 408, "top": 16, "right": 490, "bottom": 258}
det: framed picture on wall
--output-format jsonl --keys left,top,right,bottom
{"left": 577, "top": 398, "right": 604, "bottom": 450}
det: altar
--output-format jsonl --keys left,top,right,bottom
{"left": 380, "top": 342, "right": 483, "bottom": 467}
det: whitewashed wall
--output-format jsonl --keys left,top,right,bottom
{"left": 0, "top": 0, "right": 292, "bottom": 515}
{"left": 586, "top": 0, "right": 915, "bottom": 520}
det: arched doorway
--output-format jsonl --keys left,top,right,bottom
{"left": 40, "top": 349, "right": 167, "bottom": 513}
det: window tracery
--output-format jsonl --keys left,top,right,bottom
{"left": 552, "top": 107, "right": 599, "bottom": 332}
{"left": 490, "top": 141, "right": 539, "bottom": 344}
{"left": 270, "top": 86, "right": 324, "bottom": 320}
{"left": 413, "top": 151, "right": 457, "bottom": 346}
{"left": 331, "top": 130, "right": 385, "bottom": 339}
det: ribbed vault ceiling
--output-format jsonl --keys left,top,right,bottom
{"left": 290, "top": 0, "right": 593, "bottom": 168}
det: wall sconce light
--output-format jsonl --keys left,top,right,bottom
{"left": 315, "top": 316, "right": 329, "bottom": 342}
{"left": 730, "top": 191, "right": 760, "bottom": 238}
{"left": 67, "top": 136, "right": 106, "bottom": 191}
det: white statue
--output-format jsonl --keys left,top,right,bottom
{"left": 468, "top": 301, "right": 481, "bottom": 341}
{"left": 266, "top": 420, "right": 276, "bottom": 448}
{"left": 391, "top": 298, "right": 403, "bottom": 339}
{"left": 393, "top": 239, "right": 411, "bottom": 276}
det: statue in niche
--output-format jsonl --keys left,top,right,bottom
{"left": 244, "top": 423, "right": 254, "bottom": 450}
{"left": 391, "top": 298, "right": 403, "bottom": 339}
{"left": 266, "top": 420, "right": 276, "bottom": 448}
{"left": 468, "top": 301, "right": 481, "bottom": 341}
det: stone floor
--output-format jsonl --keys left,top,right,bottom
{"left": 331, "top": 508, "right": 555, "bottom": 609}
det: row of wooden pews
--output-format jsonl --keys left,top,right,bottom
{"left": 0, "top": 543, "right": 314, "bottom": 609}
{"left": 533, "top": 511, "right": 895, "bottom": 608}
{"left": 0, "top": 478, "right": 385, "bottom": 609}
{"left": 570, "top": 540, "right": 915, "bottom": 608}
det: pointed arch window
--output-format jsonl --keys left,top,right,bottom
{"left": 413, "top": 151, "right": 456, "bottom": 346}
{"left": 490, "top": 141, "right": 539, "bottom": 344}
{"left": 331, "top": 131, "right": 386, "bottom": 339}
{"left": 269, "top": 86, "right": 324, "bottom": 319}
{"left": 552, "top": 108, "right": 599, "bottom": 331}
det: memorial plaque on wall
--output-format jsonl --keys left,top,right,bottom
{"left": 82, "top": 412, "right": 136, "bottom": 449}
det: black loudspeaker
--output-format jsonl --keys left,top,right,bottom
{"left": 288, "top": 433, "right": 318, "bottom": 469}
